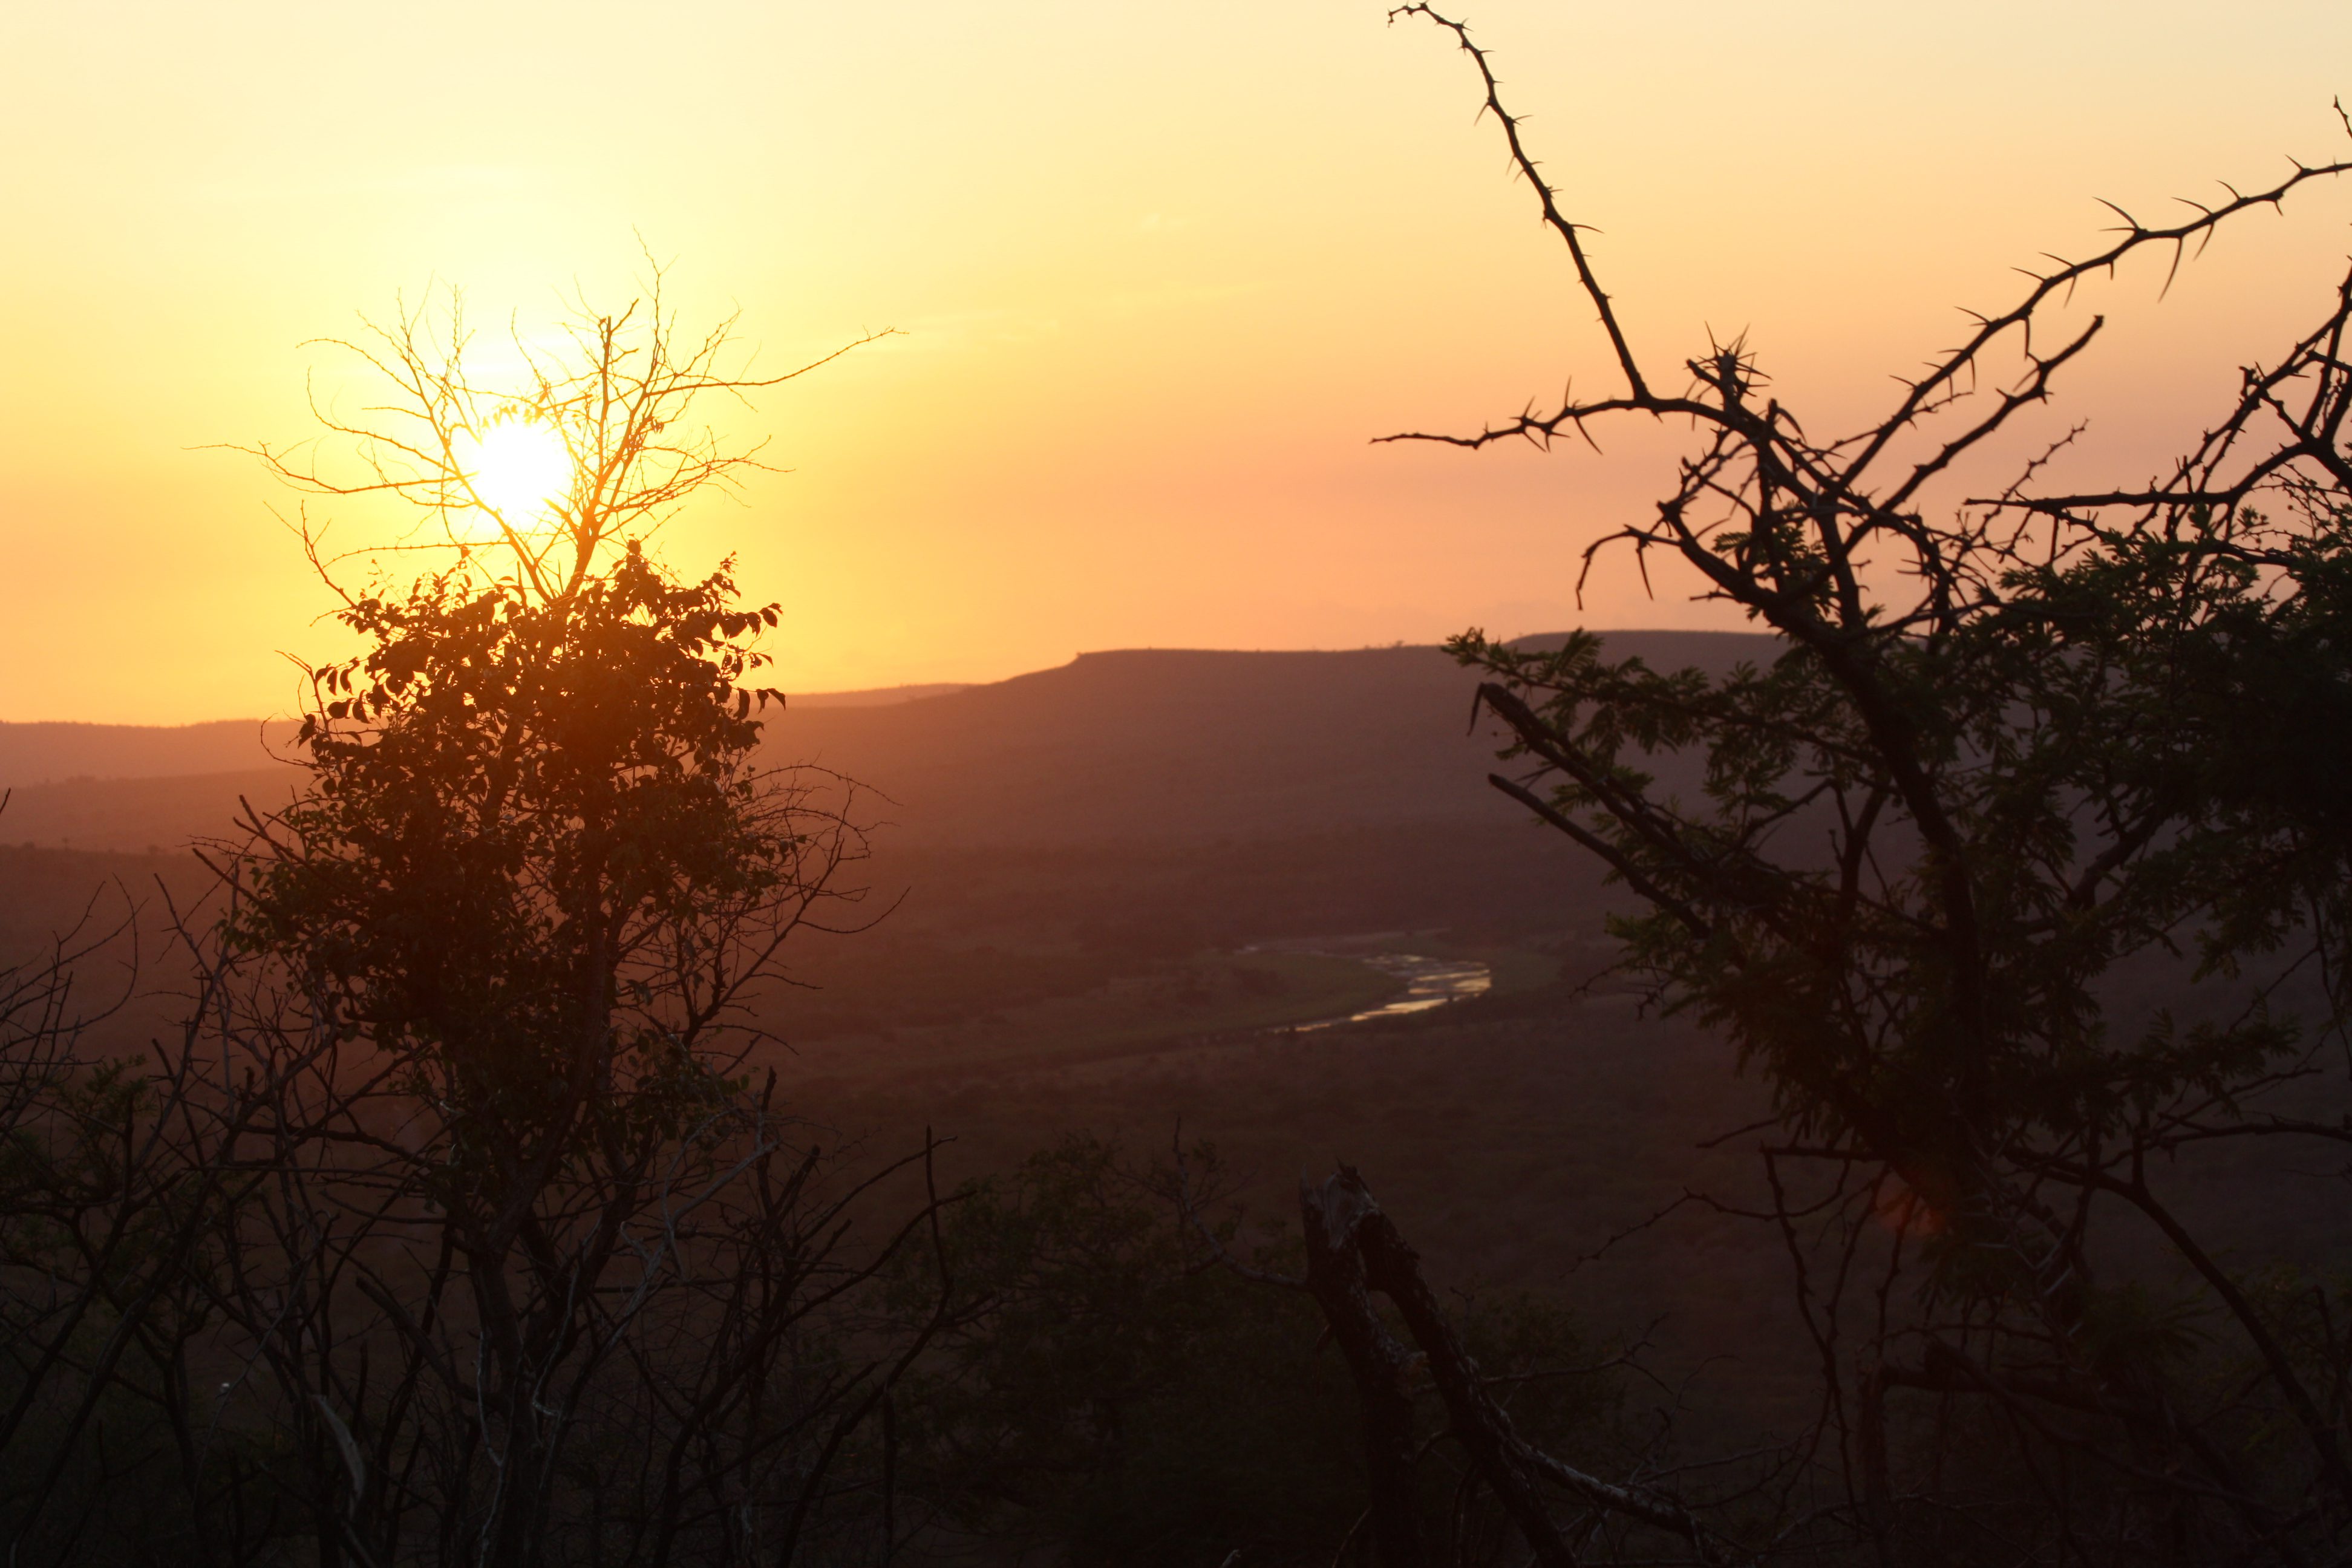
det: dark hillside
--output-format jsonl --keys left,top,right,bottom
{"left": 0, "top": 632, "right": 1775, "bottom": 1050}
{"left": 10, "top": 628, "right": 2342, "bottom": 1469}
{"left": 0, "top": 719, "right": 295, "bottom": 788}
{"left": 0, "top": 633, "right": 1772, "bottom": 854}
{"left": 0, "top": 768, "right": 294, "bottom": 854}
{"left": 759, "top": 632, "right": 1766, "bottom": 848}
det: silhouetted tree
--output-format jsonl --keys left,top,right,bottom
{"left": 1312, "top": 7, "right": 2352, "bottom": 1563}
{"left": 0, "top": 904, "right": 207, "bottom": 1560}
{"left": 897, "top": 1135, "right": 1616, "bottom": 1568}
{"left": 155, "top": 279, "right": 953, "bottom": 1567}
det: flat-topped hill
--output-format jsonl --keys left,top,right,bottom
{"left": 0, "top": 632, "right": 1769, "bottom": 853}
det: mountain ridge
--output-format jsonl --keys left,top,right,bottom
{"left": 0, "top": 632, "right": 1775, "bottom": 852}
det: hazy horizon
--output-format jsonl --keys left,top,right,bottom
{"left": 0, "top": 627, "right": 1797, "bottom": 739}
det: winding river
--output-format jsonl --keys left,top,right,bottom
{"left": 1290, "top": 952, "right": 1492, "bottom": 1033}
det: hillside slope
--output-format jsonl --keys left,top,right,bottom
{"left": 0, "top": 632, "right": 1769, "bottom": 854}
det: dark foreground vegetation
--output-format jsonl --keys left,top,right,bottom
{"left": 11, "top": 8, "right": 2352, "bottom": 1564}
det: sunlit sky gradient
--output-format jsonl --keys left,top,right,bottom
{"left": 5, "top": 1, "right": 2352, "bottom": 722}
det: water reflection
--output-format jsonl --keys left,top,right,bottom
{"left": 1291, "top": 953, "right": 1492, "bottom": 1033}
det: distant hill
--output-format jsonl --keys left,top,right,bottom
{"left": 0, "top": 720, "right": 299, "bottom": 790}
{"left": 763, "top": 631, "right": 1768, "bottom": 848}
{"left": 0, "top": 768, "right": 293, "bottom": 854}
{"left": 0, "top": 633, "right": 1770, "bottom": 853}
{"left": 0, "top": 682, "right": 964, "bottom": 794}
{"left": 0, "top": 632, "right": 1781, "bottom": 1067}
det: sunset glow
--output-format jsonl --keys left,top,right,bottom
{"left": 4, "top": 2, "right": 2351, "bottom": 722}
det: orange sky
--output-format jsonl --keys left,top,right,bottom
{"left": 5, "top": 1, "right": 2352, "bottom": 723}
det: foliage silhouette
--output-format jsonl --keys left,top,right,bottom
{"left": 892, "top": 1135, "right": 1616, "bottom": 1568}
{"left": 1382, "top": 4, "right": 2352, "bottom": 1560}
{"left": 0, "top": 281, "right": 973, "bottom": 1568}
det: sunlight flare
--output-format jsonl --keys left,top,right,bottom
{"left": 452, "top": 419, "right": 570, "bottom": 531}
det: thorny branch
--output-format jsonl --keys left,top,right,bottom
{"left": 1381, "top": 6, "right": 2352, "bottom": 1563}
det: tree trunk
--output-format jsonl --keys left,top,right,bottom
{"left": 1299, "top": 1169, "right": 1425, "bottom": 1568}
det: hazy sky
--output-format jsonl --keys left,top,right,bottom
{"left": 6, "top": 1, "right": 2352, "bottom": 722}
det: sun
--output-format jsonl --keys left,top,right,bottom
{"left": 452, "top": 419, "right": 571, "bottom": 531}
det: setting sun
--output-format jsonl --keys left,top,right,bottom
{"left": 453, "top": 419, "right": 570, "bottom": 531}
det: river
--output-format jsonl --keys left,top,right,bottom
{"left": 1289, "top": 952, "right": 1492, "bottom": 1032}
